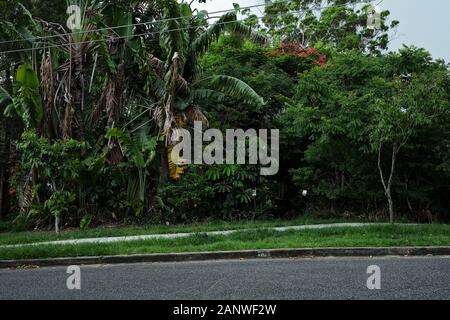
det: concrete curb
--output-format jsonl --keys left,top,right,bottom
{"left": 1, "top": 246, "right": 449, "bottom": 269}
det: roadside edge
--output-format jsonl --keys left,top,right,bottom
{"left": 1, "top": 246, "right": 450, "bottom": 268}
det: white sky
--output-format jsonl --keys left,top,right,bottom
{"left": 191, "top": 0, "right": 450, "bottom": 62}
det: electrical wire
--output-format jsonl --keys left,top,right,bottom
{"left": 0, "top": 0, "right": 375, "bottom": 55}
{"left": 0, "top": 0, "right": 298, "bottom": 45}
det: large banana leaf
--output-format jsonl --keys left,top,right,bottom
{"left": 190, "top": 89, "right": 226, "bottom": 103}
{"left": 2, "top": 65, "right": 43, "bottom": 129}
{"left": 195, "top": 75, "right": 265, "bottom": 107}
{"left": 0, "top": 86, "right": 13, "bottom": 110}
{"left": 160, "top": 0, "right": 189, "bottom": 60}
{"left": 186, "top": 11, "right": 265, "bottom": 81}
{"left": 190, "top": 11, "right": 265, "bottom": 58}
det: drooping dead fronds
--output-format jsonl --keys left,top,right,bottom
{"left": 185, "top": 106, "right": 209, "bottom": 128}
{"left": 150, "top": 55, "right": 165, "bottom": 78}
{"left": 176, "top": 75, "right": 189, "bottom": 93}
{"left": 62, "top": 98, "right": 75, "bottom": 140}
{"left": 40, "top": 51, "right": 54, "bottom": 139}
{"left": 90, "top": 64, "right": 126, "bottom": 164}
{"left": 151, "top": 105, "right": 165, "bottom": 129}
{"left": 38, "top": 15, "right": 98, "bottom": 141}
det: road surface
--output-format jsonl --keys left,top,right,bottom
{"left": 0, "top": 256, "right": 449, "bottom": 300}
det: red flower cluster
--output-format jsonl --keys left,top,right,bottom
{"left": 270, "top": 42, "right": 327, "bottom": 66}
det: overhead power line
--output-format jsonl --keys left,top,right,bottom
{"left": 0, "top": 0, "right": 295, "bottom": 45}
{"left": 0, "top": 0, "right": 375, "bottom": 55}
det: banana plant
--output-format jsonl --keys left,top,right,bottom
{"left": 2, "top": 64, "right": 43, "bottom": 130}
{"left": 106, "top": 127, "right": 158, "bottom": 215}
{"left": 151, "top": 0, "right": 266, "bottom": 180}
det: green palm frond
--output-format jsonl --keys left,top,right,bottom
{"left": 195, "top": 75, "right": 265, "bottom": 107}
{"left": 0, "top": 86, "right": 14, "bottom": 120}
{"left": 0, "top": 86, "right": 13, "bottom": 108}
{"left": 160, "top": 0, "right": 189, "bottom": 60}
{"left": 190, "top": 11, "right": 266, "bottom": 57}
{"left": 2, "top": 65, "right": 43, "bottom": 129}
{"left": 190, "top": 89, "right": 226, "bottom": 103}
{"left": 186, "top": 12, "right": 266, "bottom": 80}
{"left": 189, "top": 12, "right": 238, "bottom": 58}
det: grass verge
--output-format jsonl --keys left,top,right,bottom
{"left": 0, "top": 224, "right": 449, "bottom": 260}
{"left": 0, "top": 216, "right": 368, "bottom": 246}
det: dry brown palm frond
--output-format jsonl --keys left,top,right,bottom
{"left": 37, "top": 10, "right": 100, "bottom": 141}
{"left": 91, "top": 64, "right": 126, "bottom": 128}
{"left": 151, "top": 105, "right": 165, "bottom": 129}
{"left": 62, "top": 99, "right": 75, "bottom": 140}
{"left": 185, "top": 106, "right": 209, "bottom": 128}
{"left": 175, "top": 113, "right": 186, "bottom": 128}
{"left": 160, "top": 52, "right": 183, "bottom": 144}
{"left": 106, "top": 120, "right": 123, "bottom": 165}
{"left": 176, "top": 75, "right": 189, "bottom": 93}
{"left": 17, "top": 169, "right": 35, "bottom": 214}
{"left": 163, "top": 111, "right": 176, "bottom": 146}
{"left": 150, "top": 55, "right": 165, "bottom": 78}
{"left": 40, "top": 51, "right": 54, "bottom": 139}
{"left": 90, "top": 90, "right": 107, "bottom": 127}
{"left": 105, "top": 81, "right": 117, "bottom": 127}
{"left": 112, "top": 63, "right": 125, "bottom": 115}
{"left": 107, "top": 140, "right": 123, "bottom": 165}
{"left": 52, "top": 70, "right": 71, "bottom": 136}
{"left": 100, "top": 65, "right": 126, "bottom": 164}
{"left": 167, "top": 144, "right": 186, "bottom": 181}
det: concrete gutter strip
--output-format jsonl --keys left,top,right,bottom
{"left": 1, "top": 246, "right": 449, "bottom": 269}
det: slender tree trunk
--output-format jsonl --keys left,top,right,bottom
{"left": 55, "top": 216, "right": 60, "bottom": 234}
{"left": 386, "top": 188, "right": 394, "bottom": 224}
{"left": 74, "top": 49, "right": 85, "bottom": 141}
{"left": 378, "top": 141, "right": 398, "bottom": 224}
{"left": 50, "top": 182, "right": 60, "bottom": 233}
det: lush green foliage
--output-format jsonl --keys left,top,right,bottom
{"left": 0, "top": 0, "right": 449, "bottom": 233}
{"left": 160, "top": 164, "right": 275, "bottom": 222}
{"left": 283, "top": 48, "right": 450, "bottom": 220}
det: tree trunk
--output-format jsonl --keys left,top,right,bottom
{"left": 74, "top": 48, "right": 85, "bottom": 141}
{"left": 55, "top": 216, "right": 60, "bottom": 234}
{"left": 378, "top": 141, "right": 398, "bottom": 224}
{"left": 386, "top": 188, "right": 394, "bottom": 224}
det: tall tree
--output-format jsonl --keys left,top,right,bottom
{"left": 257, "top": 0, "right": 398, "bottom": 53}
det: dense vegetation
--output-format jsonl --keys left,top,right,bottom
{"left": 0, "top": 0, "right": 449, "bottom": 233}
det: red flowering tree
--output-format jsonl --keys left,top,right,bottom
{"left": 271, "top": 42, "right": 328, "bottom": 67}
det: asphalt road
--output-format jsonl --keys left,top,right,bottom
{"left": 0, "top": 256, "right": 449, "bottom": 300}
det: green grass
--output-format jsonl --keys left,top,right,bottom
{"left": 0, "top": 216, "right": 366, "bottom": 246}
{"left": 0, "top": 224, "right": 449, "bottom": 260}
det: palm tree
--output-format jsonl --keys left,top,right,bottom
{"left": 150, "top": 0, "right": 266, "bottom": 180}
{"left": 38, "top": 1, "right": 99, "bottom": 141}
{"left": 1, "top": 0, "right": 267, "bottom": 222}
